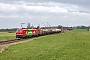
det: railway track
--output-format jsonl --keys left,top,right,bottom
{"left": 0, "top": 38, "right": 22, "bottom": 45}
{"left": 0, "top": 33, "right": 60, "bottom": 45}
{"left": 0, "top": 37, "right": 41, "bottom": 45}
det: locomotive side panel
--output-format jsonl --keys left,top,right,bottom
{"left": 27, "top": 29, "right": 33, "bottom": 37}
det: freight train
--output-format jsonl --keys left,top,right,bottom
{"left": 16, "top": 28, "right": 61, "bottom": 38}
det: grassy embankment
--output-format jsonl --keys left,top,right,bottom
{"left": 0, "top": 29, "right": 90, "bottom": 60}
{"left": 0, "top": 32, "right": 15, "bottom": 41}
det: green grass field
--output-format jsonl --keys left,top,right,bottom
{"left": 0, "top": 29, "right": 90, "bottom": 60}
{"left": 0, "top": 32, "right": 15, "bottom": 41}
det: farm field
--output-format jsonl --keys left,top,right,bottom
{"left": 0, "top": 29, "right": 90, "bottom": 60}
{"left": 0, "top": 32, "right": 15, "bottom": 41}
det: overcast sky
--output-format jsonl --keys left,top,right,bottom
{"left": 0, "top": 0, "right": 90, "bottom": 28}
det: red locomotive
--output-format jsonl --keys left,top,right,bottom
{"left": 16, "top": 28, "right": 43, "bottom": 38}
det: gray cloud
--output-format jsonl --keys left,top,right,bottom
{"left": 0, "top": 0, "right": 90, "bottom": 13}
{"left": 0, "top": 0, "right": 90, "bottom": 8}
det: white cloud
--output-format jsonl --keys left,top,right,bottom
{"left": 0, "top": 3, "right": 19, "bottom": 12}
{"left": 0, "top": 1, "right": 90, "bottom": 28}
{"left": 0, "top": 2, "right": 89, "bottom": 15}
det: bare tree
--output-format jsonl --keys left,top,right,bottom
{"left": 57, "top": 25, "right": 64, "bottom": 33}
{"left": 37, "top": 24, "right": 40, "bottom": 29}
{"left": 57, "top": 25, "right": 62, "bottom": 29}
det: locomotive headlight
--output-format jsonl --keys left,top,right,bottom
{"left": 16, "top": 34, "right": 23, "bottom": 35}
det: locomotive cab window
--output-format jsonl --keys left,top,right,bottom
{"left": 16, "top": 29, "right": 22, "bottom": 32}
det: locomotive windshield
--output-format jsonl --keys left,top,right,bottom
{"left": 16, "top": 29, "right": 22, "bottom": 32}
